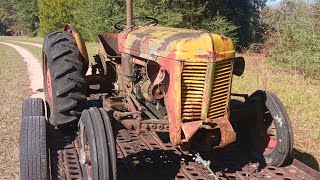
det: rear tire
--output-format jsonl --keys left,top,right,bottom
{"left": 43, "top": 31, "right": 87, "bottom": 127}
{"left": 20, "top": 116, "right": 48, "bottom": 180}
{"left": 79, "top": 108, "right": 117, "bottom": 180}
{"left": 247, "top": 90, "right": 293, "bottom": 167}
{"left": 22, "top": 98, "right": 45, "bottom": 117}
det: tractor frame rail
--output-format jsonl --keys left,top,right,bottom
{"left": 48, "top": 127, "right": 320, "bottom": 180}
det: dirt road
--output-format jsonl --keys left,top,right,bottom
{"left": 0, "top": 41, "right": 43, "bottom": 179}
{"left": 0, "top": 42, "right": 43, "bottom": 98}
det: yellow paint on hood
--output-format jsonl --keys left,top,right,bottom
{"left": 122, "top": 26, "right": 235, "bottom": 62}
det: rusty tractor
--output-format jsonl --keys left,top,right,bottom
{"left": 19, "top": 0, "right": 298, "bottom": 179}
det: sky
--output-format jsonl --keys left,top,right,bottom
{"left": 267, "top": 0, "right": 281, "bottom": 6}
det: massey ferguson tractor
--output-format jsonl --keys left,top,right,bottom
{"left": 20, "top": 0, "right": 294, "bottom": 179}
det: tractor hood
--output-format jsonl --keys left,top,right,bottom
{"left": 119, "top": 26, "right": 235, "bottom": 62}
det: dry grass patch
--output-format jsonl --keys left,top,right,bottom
{"left": 0, "top": 36, "right": 100, "bottom": 64}
{"left": 0, "top": 44, "right": 29, "bottom": 179}
{"left": 0, "top": 40, "right": 42, "bottom": 62}
{"left": 232, "top": 53, "right": 320, "bottom": 171}
{"left": 86, "top": 42, "right": 100, "bottom": 64}
{"left": 0, "top": 36, "right": 43, "bottom": 44}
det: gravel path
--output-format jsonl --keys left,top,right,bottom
{"left": 0, "top": 41, "right": 92, "bottom": 99}
{"left": 10, "top": 41, "right": 93, "bottom": 75}
{"left": 0, "top": 42, "right": 43, "bottom": 98}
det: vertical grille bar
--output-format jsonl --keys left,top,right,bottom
{"left": 181, "top": 62, "right": 207, "bottom": 121}
{"left": 207, "top": 60, "right": 233, "bottom": 120}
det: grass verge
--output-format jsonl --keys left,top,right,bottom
{"left": 0, "top": 36, "right": 99, "bottom": 64}
{"left": 0, "top": 40, "right": 42, "bottom": 62}
{"left": 0, "top": 36, "right": 43, "bottom": 43}
{"left": 0, "top": 44, "right": 29, "bottom": 179}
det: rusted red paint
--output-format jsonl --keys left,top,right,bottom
{"left": 157, "top": 57, "right": 182, "bottom": 145}
{"left": 115, "top": 26, "right": 236, "bottom": 146}
{"left": 181, "top": 121, "right": 203, "bottom": 140}
{"left": 98, "top": 33, "right": 120, "bottom": 58}
{"left": 214, "top": 116, "right": 236, "bottom": 147}
{"left": 118, "top": 26, "right": 222, "bottom": 62}
{"left": 132, "top": 58, "right": 146, "bottom": 66}
{"left": 264, "top": 137, "right": 277, "bottom": 155}
{"left": 45, "top": 58, "right": 53, "bottom": 110}
{"left": 195, "top": 51, "right": 217, "bottom": 59}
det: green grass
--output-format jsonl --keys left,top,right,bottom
{"left": 0, "top": 44, "right": 29, "bottom": 179}
{"left": 86, "top": 42, "right": 100, "bottom": 64}
{"left": 0, "top": 40, "right": 42, "bottom": 62}
{"left": 0, "top": 36, "right": 43, "bottom": 44}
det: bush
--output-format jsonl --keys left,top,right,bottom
{"left": 263, "top": 0, "right": 320, "bottom": 76}
{"left": 38, "top": 0, "right": 77, "bottom": 36}
{"left": 37, "top": 0, "right": 265, "bottom": 46}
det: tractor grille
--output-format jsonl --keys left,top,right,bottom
{"left": 208, "top": 59, "right": 233, "bottom": 120}
{"left": 181, "top": 62, "right": 207, "bottom": 121}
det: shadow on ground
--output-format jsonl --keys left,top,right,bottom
{"left": 292, "top": 148, "right": 319, "bottom": 172}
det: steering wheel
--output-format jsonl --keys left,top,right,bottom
{"left": 114, "top": 16, "right": 158, "bottom": 31}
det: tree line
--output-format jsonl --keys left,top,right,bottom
{"left": 1, "top": 0, "right": 267, "bottom": 49}
{"left": 1, "top": 0, "right": 319, "bottom": 75}
{"left": 263, "top": 0, "right": 320, "bottom": 76}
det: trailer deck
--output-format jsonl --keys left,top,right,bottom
{"left": 48, "top": 127, "right": 320, "bottom": 180}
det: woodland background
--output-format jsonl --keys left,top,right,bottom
{"left": 0, "top": 0, "right": 319, "bottom": 75}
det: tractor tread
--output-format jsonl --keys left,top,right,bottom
{"left": 70, "top": 110, "right": 82, "bottom": 116}
{"left": 69, "top": 93, "right": 87, "bottom": 101}
{"left": 54, "top": 65, "right": 75, "bottom": 80}
{"left": 51, "top": 36, "right": 75, "bottom": 49}
{"left": 43, "top": 31, "right": 87, "bottom": 126}
{"left": 52, "top": 49, "right": 73, "bottom": 62}
{"left": 22, "top": 98, "right": 45, "bottom": 117}
{"left": 56, "top": 83, "right": 77, "bottom": 97}
{"left": 67, "top": 74, "right": 86, "bottom": 84}
{"left": 65, "top": 58, "right": 84, "bottom": 68}
{"left": 57, "top": 100, "right": 78, "bottom": 113}
{"left": 20, "top": 116, "right": 48, "bottom": 180}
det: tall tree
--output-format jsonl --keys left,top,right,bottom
{"left": 263, "top": 0, "right": 320, "bottom": 75}
{"left": 13, "top": 0, "right": 39, "bottom": 36}
{"left": 0, "top": 0, "right": 14, "bottom": 35}
{"left": 38, "top": 0, "right": 77, "bottom": 36}
{"left": 37, "top": 0, "right": 267, "bottom": 48}
{"left": 73, "top": 0, "right": 125, "bottom": 41}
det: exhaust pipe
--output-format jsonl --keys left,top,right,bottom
{"left": 126, "top": 0, "right": 133, "bottom": 28}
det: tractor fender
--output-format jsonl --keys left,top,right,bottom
{"left": 64, "top": 24, "right": 89, "bottom": 71}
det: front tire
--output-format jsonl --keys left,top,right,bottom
{"left": 22, "top": 98, "right": 45, "bottom": 117}
{"left": 43, "top": 31, "right": 87, "bottom": 126}
{"left": 79, "top": 108, "right": 117, "bottom": 180}
{"left": 20, "top": 116, "right": 48, "bottom": 180}
{"left": 247, "top": 90, "right": 293, "bottom": 167}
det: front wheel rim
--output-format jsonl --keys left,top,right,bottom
{"left": 264, "top": 120, "right": 277, "bottom": 155}
{"left": 44, "top": 55, "right": 53, "bottom": 109}
{"left": 80, "top": 124, "right": 93, "bottom": 180}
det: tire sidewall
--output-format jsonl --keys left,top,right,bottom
{"left": 264, "top": 92, "right": 293, "bottom": 166}
{"left": 42, "top": 31, "right": 87, "bottom": 126}
{"left": 249, "top": 90, "right": 293, "bottom": 166}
